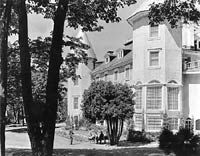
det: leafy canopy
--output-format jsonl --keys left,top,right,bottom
{"left": 82, "top": 81, "right": 135, "bottom": 122}
{"left": 149, "top": 0, "right": 200, "bottom": 27}
{"left": 27, "top": 0, "right": 137, "bottom": 31}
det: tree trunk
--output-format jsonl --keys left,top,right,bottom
{"left": 106, "top": 117, "right": 124, "bottom": 145}
{"left": 0, "top": 1, "right": 12, "bottom": 155}
{"left": 17, "top": 1, "right": 43, "bottom": 155}
{"left": 18, "top": 0, "right": 68, "bottom": 155}
{"left": 43, "top": 0, "right": 68, "bottom": 155}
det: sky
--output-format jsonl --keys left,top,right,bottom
{"left": 10, "top": 0, "right": 145, "bottom": 61}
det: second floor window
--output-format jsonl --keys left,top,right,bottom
{"left": 149, "top": 51, "right": 159, "bottom": 67}
{"left": 73, "top": 97, "right": 78, "bottom": 109}
{"left": 150, "top": 25, "right": 159, "bottom": 38}
{"left": 147, "top": 86, "right": 162, "bottom": 109}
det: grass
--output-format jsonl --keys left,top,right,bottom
{"left": 6, "top": 148, "right": 165, "bottom": 156}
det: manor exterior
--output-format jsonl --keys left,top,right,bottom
{"left": 67, "top": 0, "right": 200, "bottom": 132}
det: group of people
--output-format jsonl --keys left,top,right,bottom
{"left": 69, "top": 127, "right": 109, "bottom": 145}
{"left": 88, "top": 130, "right": 108, "bottom": 144}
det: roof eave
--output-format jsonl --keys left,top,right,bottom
{"left": 127, "top": 10, "right": 149, "bottom": 27}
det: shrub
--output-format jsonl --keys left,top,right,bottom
{"left": 174, "top": 128, "right": 199, "bottom": 152}
{"left": 127, "top": 129, "right": 152, "bottom": 143}
{"left": 159, "top": 128, "right": 175, "bottom": 151}
{"left": 159, "top": 127, "right": 200, "bottom": 155}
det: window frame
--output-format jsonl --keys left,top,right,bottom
{"left": 114, "top": 69, "right": 119, "bottom": 82}
{"left": 168, "top": 117, "right": 179, "bottom": 130}
{"left": 135, "top": 87, "right": 142, "bottom": 110}
{"left": 167, "top": 87, "right": 179, "bottom": 111}
{"left": 147, "top": 115, "right": 162, "bottom": 131}
{"left": 146, "top": 85, "right": 162, "bottom": 110}
{"left": 149, "top": 25, "right": 159, "bottom": 38}
{"left": 149, "top": 50, "right": 160, "bottom": 67}
{"left": 125, "top": 65, "right": 131, "bottom": 81}
{"left": 73, "top": 97, "right": 79, "bottom": 109}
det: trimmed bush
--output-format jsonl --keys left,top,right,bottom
{"left": 127, "top": 129, "right": 152, "bottom": 143}
{"left": 159, "top": 128, "right": 175, "bottom": 150}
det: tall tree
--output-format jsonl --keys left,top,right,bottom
{"left": 0, "top": 0, "right": 12, "bottom": 155}
{"left": 16, "top": 0, "right": 137, "bottom": 155}
{"left": 82, "top": 81, "right": 135, "bottom": 145}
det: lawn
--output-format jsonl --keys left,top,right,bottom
{"left": 6, "top": 148, "right": 165, "bottom": 156}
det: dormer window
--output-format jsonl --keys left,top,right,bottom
{"left": 149, "top": 25, "right": 159, "bottom": 38}
{"left": 118, "top": 51, "right": 123, "bottom": 59}
{"left": 105, "top": 57, "right": 110, "bottom": 63}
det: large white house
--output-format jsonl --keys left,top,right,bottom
{"left": 67, "top": 0, "right": 200, "bottom": 132}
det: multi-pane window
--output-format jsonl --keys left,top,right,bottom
{"left": 135, "top": 87, "right": 142, "bottom": 109}
{"left": 118, "top": 51, "right": 123, "bottom": 58}
{"left": 125, "top": 68, "right": 130, "bottom": 80}
{"left": 114, "top": 71, "right": 118, "bottom": 81}
{"left": 150, "top": 25, "right": 159, "bottom": 38}
{"left": 185, "top": 118, "right": 192, "bottom": 130}
{"left": 135, "top": 115, "right": 143, "bottom": 130}
{"left": 149, "top": 51, "right": 159, "bottom": 66}
{"left": 168, "top": 118, "right": 178, "bottom": 130}
{"left": 168, "top": 87, "right": 179, "bottom": 110}
{"left": 73, "top": 97, "right": 78, "bottom": 109}
{"left": 147, "top": 116, "right": 162, "bottom": 130}
{"left": 147, "top": 86, "right": 162, "bottom": 109}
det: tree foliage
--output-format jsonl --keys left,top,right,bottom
{"left": 82, "top": 81, "right": 135, "bottom": 145}
{"left": 149, "top": 0, "right": 200, "bottom": 27}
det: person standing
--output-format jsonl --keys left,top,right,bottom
{"left": 69, "top": 128, "right": 74, "bottom": 145}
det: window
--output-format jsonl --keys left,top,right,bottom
{"left": 195, "top": 119, "right": 200, "bottom": 130}
{"left": 125, "top": 67, "right": 130, "bottom": 80}
{"left": 168, "top": 87, "right": 179, "bottom": 110}
{"left": 118, "top": 51, "right": 123, "bottom": 58}
{"left": 114, "top": 71, "right": 118, "bottom": 81}
{"left": 149, "top": 51, "right": 159, "bottom": 66}
{"left": 135, "top": 115, "right": 143, "bottom": 130}
{"left": 147, "top": 86, "right": 162, "bottom": 109}
{"left": 73, "top": 97, "right": 78, "bottom": 109}
{"left": 168, "top": 118, "right": 178, "bottom": 130}
{"left": 73, "top": 77, "right": 78, "bottom": 86}
{"left": 135, "top": 87, "right": 142, "bottom": 109}
{"left": 105, "top": 57, "right": 109, "bottom": 63}
{"left": 150, "top": 25, "right": 159, "bottom": 38}
{"left": 104, "top": 73, "right": 108, "bottom": 81}
{"left": 147, "top": 116, "right": 162, "bottom": 130}
{"left": 185, "top": 118, "right": 192, "bottom": 130}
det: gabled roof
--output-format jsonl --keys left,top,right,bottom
{"left": 76, "top": 29, "right": 97, "bottom": 59}
{"left": 92, "top": 51, "right": 132, "bottom": 75}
